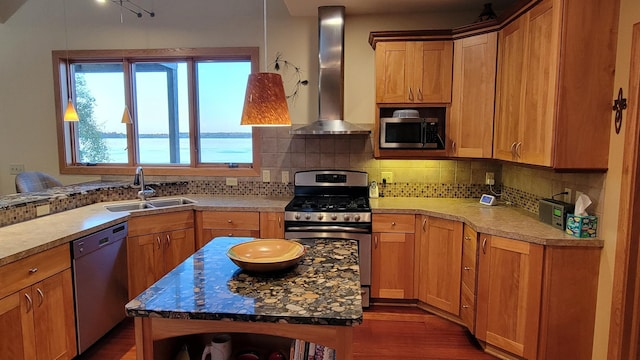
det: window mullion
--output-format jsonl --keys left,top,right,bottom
{"left": 188, "top": 59, "right": 199, "bottom": 167}
{"left": 123, "top": 58, "right": 137, "bottom": 166}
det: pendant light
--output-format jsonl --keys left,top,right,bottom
{"left": 240, "top": 0, "right": 291, "bottom": 126}
{"left": 63, "top": 0, "right": 79, "bottom": 122}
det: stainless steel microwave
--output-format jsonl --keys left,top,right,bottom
{"left": 379, "top": 117, "right": 445, "bottom": 149}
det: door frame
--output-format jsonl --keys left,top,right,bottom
{"left": 608, "top": 21, "right": 640, "bottom": 360}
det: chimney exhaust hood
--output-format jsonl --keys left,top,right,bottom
{"left": 289, "top": 6, "right": 371, "bottom": 135}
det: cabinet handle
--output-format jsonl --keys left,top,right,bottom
{"left": 462, "top": 305, "right": 470, "bottom": 309}
{"left": 24, "top": 293, "right": 33, "bottom": 312}
{"left": 166, "top": 234, "right": 171, "bottom": 247}
{"left": 156, "top": 236, "right": 161, "bottom": 249}
{"left": 515, "top": 142, "right": 522, "bottom": 158}
{"left": 28, "top": 267, "right": 38, "bottom": 274}
{"left": 374, "top": 236, "right": 378, "bottom": 249}
{"left": 464, "top": 266, "right": 471, "bottom": 271}
{"left": 451, "top": 141, "right": 456, "bottom": 154}
{"left": 278, "top": 216, "right": 282, "bottom": 228}
{"left": 422, "top": 218, "right": 427, "bottom": 232}
{"left": 227, "top": 219, "right": 232, "bottom": 223}
{"left": 417, "top": 88, "right": 423, "bottom": 101}
{"left": 510, "top": 142, "right": 517, "bottom": 156}
{"left": 36, "top": 288, "right": 44, "bottom": 307}
{"left": 408, "top": 87, "right": 414, "bottom": 101}
{"left": 228, "top": 233, "right": 233, "bottom": 237}
{"left": 482, "top": 238, "right": 487, "bottom": 254}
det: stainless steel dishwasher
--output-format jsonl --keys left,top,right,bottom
{"left": 71, "top": 222, "right": 128, "bottom": 354}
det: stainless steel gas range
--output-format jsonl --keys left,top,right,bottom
{"left": 284, "top": 170, "right": 372, "bottom": 307}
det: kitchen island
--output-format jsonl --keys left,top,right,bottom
{"left": 125, "top": 236, "right": 362, "bottom": 360}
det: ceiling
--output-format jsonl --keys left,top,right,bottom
{"left": 282, "top": 0, "right": 518, "bottom": 16}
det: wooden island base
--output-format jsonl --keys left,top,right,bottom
{"left": 134, "top": 317, "right": 354, "bottom": 360}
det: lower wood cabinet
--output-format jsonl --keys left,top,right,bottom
{"left": 260, "top": 212, "right": 285, "bottom": 239}
{"left": 195, "top": 211, "right": 260, "bottom": 248}
{"left": 416, "top": 216, "right": 463, "bottom": 315}
{"left": 127, "top": 211, "right": 195, "bottom": 299}
{"left": 476, "top": 234, "right": 601, "bottom": 359}
{"left": 460, "top": 225, "right": 478, "bottom": 332}
{"left": 0, "top": 245, "right": 76, "bottom": 360}
{"left": 372, "top": 213, "right": 415, "bottom": 299}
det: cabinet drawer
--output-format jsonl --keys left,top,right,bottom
{"left": 460, "top": 282, "right": 475, "bottom": 332}
{"left": 462, "top": 226, "right": 478, "bottom": 290}
{"left": 201, "top": 211, "right": 260, "bottom": 230}
{"left": 207, "top": 229, "right": 260, "bottom": 239}
{"left": 372, "top": 214, "right": 415, "bottom": 233}
{"left": 129, "top": 210, "right": 194, "bottom": 236}
{"left": 0, "top": 244, "right": 70, "bottom": 300}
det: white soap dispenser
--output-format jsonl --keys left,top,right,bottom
{"left": 369, "top": 181, "right": 379, "bottom": 198}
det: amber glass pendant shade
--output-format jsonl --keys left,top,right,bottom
{"left": 241, "top": 72, "right": 291, "bottom": 126}
{"left": 121, "top": 106, "right": 132, "bottom": 124}
{"left": 64, "top": 99, "right": 79, "bottom": 121}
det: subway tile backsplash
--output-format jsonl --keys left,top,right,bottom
{"left": 0, "top": 130, "right": 606, "bottom": 227}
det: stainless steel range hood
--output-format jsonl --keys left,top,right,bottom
{"left": 290, "top": 6, "right": 371, "bottom": 135}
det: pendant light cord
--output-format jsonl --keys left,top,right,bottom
{"left": 263, "top": 0, "right": 267, "bottom": 71}
{"left": 63, "top": 0, "right": 71, "bottom": 100}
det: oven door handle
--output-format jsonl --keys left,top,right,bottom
{"left": 285, "top": 226, "right": 371, "bottom": 233}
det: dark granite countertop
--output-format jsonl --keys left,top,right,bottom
{"left": 125, "top": 237, "right": 363, "bottom": 326}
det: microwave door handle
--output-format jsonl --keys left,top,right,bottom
{"left": 421, "top": 121, "right": 427, "bottom": 148}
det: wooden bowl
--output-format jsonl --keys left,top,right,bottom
{"left": 226, "top": 239, "right": 306, "bottom": 272}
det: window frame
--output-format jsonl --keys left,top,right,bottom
{"left": 52, "top": 47, "right": 262, "bottom": 177}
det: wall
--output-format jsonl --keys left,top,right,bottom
{"left": 0, "top": 0, "right": 478, "bottom": 195}
{"left": 591, "top": 0, "right": 640, "bottom": 358}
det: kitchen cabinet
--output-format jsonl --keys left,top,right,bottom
{"left": 195, "top": 211, "right": 260, "bottom": 248}
{"left": 449, "top": 32, "right": 497, "bottom": 158}
{"left": 375, "top": 41, "right": 453, "bottom": 104}
{"left": 416, "top": 216, "right": 462, "bottom": 315}
{"left": 259, "top": 212, "right": 284, "bottom": 239}
{"left": 127, "top": 211, "right": 195, "bottom": 299}
{"left": 460, "top": 225, "right": 478, "bottom": 332}
{"left": 372, "top": 213, "right": 415, "bottom": 299}
{"left": 476, "top": 235, "right": 601, "bottom": 359}
{"left": 493, "top": 0, "right": 618, "bottom": 169}
{"left": 0, "top": 245, "right": 76, "bottom": 360}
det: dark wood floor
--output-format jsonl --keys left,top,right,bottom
{"left": 76, "top": 306, "right": 495, "bottom": 360}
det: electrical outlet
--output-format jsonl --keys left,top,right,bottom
{"left": 564, "top": 188, "right": 573, "bottom": 203}
{"left": 485, "top": 172, "right": 495, "bottom": 185}
{"left": 225, "top": 177, "right": 238, "bottom": 186}
{"left": 281, "top": 171, "right": 289, "bottom": 184}
{"left": 9, "top": 164, "right": 24, "bottom": 175}
{"left": 381, "top": 171, "right": 394, "bottom": 184}
{"left": 36, "top": 204, "right": 50, "bottom": 217}
{"left": 262, "top": 170, "right": 270, "bottom": 183}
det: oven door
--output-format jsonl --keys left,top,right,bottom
{"left": 285, "top": 229, "right": 371, "bottom": 307}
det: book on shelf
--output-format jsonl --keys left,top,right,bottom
{"left": 290, "top": 340, "right": 334, "bottom": 360}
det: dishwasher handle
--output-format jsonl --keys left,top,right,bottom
{"left": 72, "top": 222, "right": 128, "bottom": 260}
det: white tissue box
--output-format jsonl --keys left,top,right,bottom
{"left": 565, "top": 214, "right": 598, "bottom": 238}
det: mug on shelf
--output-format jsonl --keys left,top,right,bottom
{"left": 201, "top": 334, "right": 232, "bottom": 360}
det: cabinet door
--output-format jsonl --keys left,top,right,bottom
{"left": 375, "top": 42, "right": 411, "bottom": 103}
{"left": 418, "top": 217, "right": 462, "bottom": 315}
{"left": 372, "top": 232, "right": 415, "bottom": 299}
{"left": 32, "top": 269, "right": 77, "bottom": 360}
{"left": 460, "top": 225, "right": 478, "bottom": 332}
{"left": 0, "top": 292, "right": 36, "bottom": 360}
{"left": 494, "top": 16, "right": 527, "bottom": 161}
{"left": 163, "top": 228, "right": 195, "bottom": 275}
{"left": 519, "top": 0, "right": 559, "bottom": 166}
{"left": 412, "top": 41, "right": 453, "bottom": 103}
{"left": 127, "top": 233, "right": 163, "bottom": 299}
{"left": 476, "top": 235, "right": 543, "bottom": 359}
{"left": 450, "top": 33, "right": 497, "bottom": 158}
{"left": 260, "top": 212, "right": 284, "bottom": 238}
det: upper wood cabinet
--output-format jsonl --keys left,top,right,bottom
{"left": 493, "top": 0, "right": 618, "bottom": 169}
{"left": 372, "top": 213, "right": 416, "bottom": 299}
{"left": 449, "top": 32, "right": 497, "bottom": 158}
{"left": 375, "top": 41, "right": 453, "bottom": 104}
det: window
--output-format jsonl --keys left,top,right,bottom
{"left": 52, "top": 48, "right": 261, "bottom": 176}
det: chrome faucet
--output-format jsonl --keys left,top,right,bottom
{"left": 133, "top": 166, "right": 156, "bottom": 201}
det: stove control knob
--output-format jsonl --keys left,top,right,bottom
{"left": 294, "top": 213, "right": 301, "bottom": 220}
{"left": 317, "top": 214, "right": 324, "bottom": 220}
{"left": 331, "top": 214, "right": 338, "bottom": 220}
{"left": 354, "top": 214, "right": 361, "bottom": 221}
{"left": 343, "top": 214, "right": 351, "bottom": 221}
{"left": 305, "top": 213, "right": 311, "bottom": 220}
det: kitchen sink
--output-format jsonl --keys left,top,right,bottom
{"left": 104, "top": 197, "right": 196, "bottom": 212}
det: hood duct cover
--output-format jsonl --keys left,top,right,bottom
{"left": 290, "top": 6, "right": 371, "bottom": 135}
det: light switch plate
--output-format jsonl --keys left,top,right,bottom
{"left": 10, "top": 164, "right": 24, "bottom": 175}
{"left": 36, "top": 204, "right": 50, "bottom": 216}
{"left": 225, "top": 177, "right": 238, "bottom": 186}
{"left": 381, "top": 171, "right": 393, "bottom": 184}
{"left": 281, "top": 171, "right": 289, "bottom": 184}
{"left": 262, "top": 170, "right": 270, "bottom": 183}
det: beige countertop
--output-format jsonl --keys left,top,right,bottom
{"left": 0, "top": 195, "right": 601, "bottom": 267}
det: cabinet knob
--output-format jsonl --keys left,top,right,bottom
{"left": 464, "top": 266, "right": 471, "bottom": 271}
{"left": 391, "top": 222, "right": 396, "bottom": 226}
{"left": 28, "top": 268, "right": 38, "bottom": 274}
{"left": 464, "top": 236, "right": 471, "bottom": 241}
{"left": 462, "top": 305, "right": 470, "bottom": 309}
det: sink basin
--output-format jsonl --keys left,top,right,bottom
{"left": 104, "top": 197, "right": 196, "bottom": 212}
